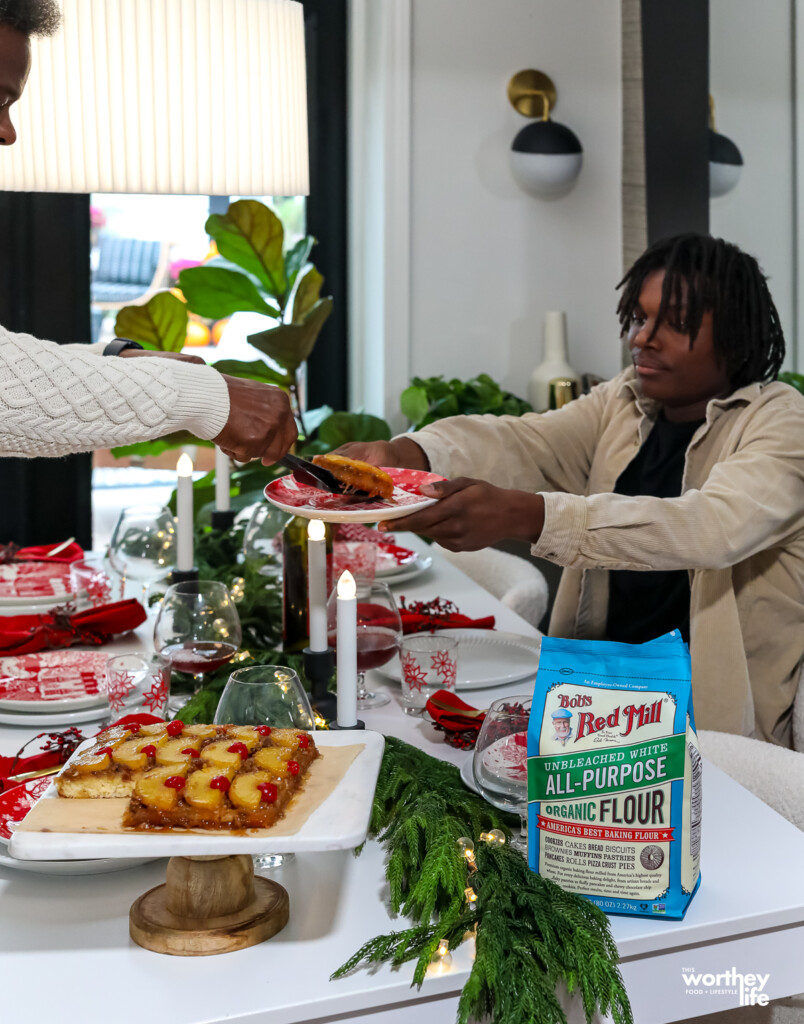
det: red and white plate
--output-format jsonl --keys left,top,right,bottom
{"left": 264, "top": 467, "right": 446, "bottom": 524}
{"left": 0, "top": 650, "right": 110, "bottom": 712}
{"left": 0, "top": 777, "right": 153, "bottom": 875}
{"left": 0, "top": 562, "right": 76, "bottom": 606}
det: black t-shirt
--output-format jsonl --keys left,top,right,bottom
{"left": 605, "top": 414, "right": 704, "bottom": 644}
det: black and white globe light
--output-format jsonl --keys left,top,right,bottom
{"left": 709, "top": 129, "right": 743, "bottom": 198}
{"left": 708, "top": 95, "right": 743, "bottom": 199}
{"left": 507, "top": 69, "right": 583, "bottom": 199}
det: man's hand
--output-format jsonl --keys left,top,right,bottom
{"left": 381, "top": 476, "right": 546, "bottom": 550}
{"left": 118, "top": 349, "right": 207, "bottom": 366}
{"left": 213, "top": 375, "right": 297, "bottom": 464}
{"left": 335, "top": 437, "right": 430, "bottom": 470}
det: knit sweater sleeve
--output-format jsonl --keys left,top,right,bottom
{"left": 0, "top": 327, "right": 230, "bottom": 458}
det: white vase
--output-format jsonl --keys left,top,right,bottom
{"left": 526, "top": 311, "right": 580, "bottom": 413}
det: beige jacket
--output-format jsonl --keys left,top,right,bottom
{"left": 411, "top": 368, "right": 804, "bottom": 746}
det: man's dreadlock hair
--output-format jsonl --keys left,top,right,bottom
{"left": 616, "top": 233, "right": 785, "bottom": 390}
{"left": 0, "top": 0, "right": 61, "bottom": 36}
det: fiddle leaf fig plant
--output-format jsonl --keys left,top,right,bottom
{"left": 114, "top": 291, "right": 188, "bottom": 353}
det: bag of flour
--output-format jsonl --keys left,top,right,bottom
{"left": 527, "top": 631, "right": 701, "bottom": 919}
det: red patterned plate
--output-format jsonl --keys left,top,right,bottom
{"left": 376, "top": 543, "right": 418, "bottom": 573}
{"left": 264, "top": 467, "right": 446, "bottom": 524}
{"left": 0, "top": 650, "right": 110, "bottom": 712}
{"left": 0, "top": 562, "right": 75, "bottom": 605}
{"left": 0, "top": 777, "right": 51, "bottom": 842}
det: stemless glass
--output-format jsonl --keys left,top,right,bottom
{"left": 102, "top": 653, "right": 169, "bottom": 724}
{"left": 214, "top": 666, "right": 314, "bottom": 870}
{"left": 154, "top": 580, "right": 242, "bottom": 713}
{"left": 109, "top": 505, "right": 177, "bottom": 602}
{"left": 327, "top": 580, "right": 402, "bottom": 710}
{"left": 473, "top": 695, "right": 532, "bottom": 853}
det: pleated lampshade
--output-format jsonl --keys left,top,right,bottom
{"left": 0, "top": 0, "right": 309, "bottom": 195}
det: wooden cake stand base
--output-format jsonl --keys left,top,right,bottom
{"left": 129, "top": 854, "right": 289, "bottom": 956}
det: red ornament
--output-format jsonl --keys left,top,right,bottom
{"left": 95, "top": 746, "right": 114, "bottom": 757}
{"left": 297, "top": 735, "right": 310, "bottom": 749}
{"left": 141, "top": 745, "right": 157, "bottom": 758}
{"left": 227, "top": 742, "right": 248, "bottom": 758}
{"left": 258, "top": 782, "right": 278, "bottom": 803}
{"left": 256, "top": 726, "right": 272, "bottom": 736}
{"left": 164, "top": 775, "right": 186, "bottom": 790}
{"left": 180, "top": 747, "right": 200, "bottom": 758}
{"left": 166, "top": 721, "right": 184, "bottom": 737}
{"left": 287, "top": 760, "right": 300, "bottom": 775}
{"left": 210, "top": 776, "right": 230, "bottom": 792}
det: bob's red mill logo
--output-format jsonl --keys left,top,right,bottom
{"left": 556, "top": 693, "right": 663, "bottom": 741}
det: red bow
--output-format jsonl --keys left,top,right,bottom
{"left": 0, "top": 599, "right": 146, "bottom": 655}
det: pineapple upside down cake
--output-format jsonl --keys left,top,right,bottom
{"left": 56, "top": 721, "right": 319, "bottom": 830}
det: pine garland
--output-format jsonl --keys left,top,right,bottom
{"left": 333, "top": 737, "right": 633, "bottom": 1024}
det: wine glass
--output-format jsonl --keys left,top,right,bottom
{"left": 214, "top": 665, "right": 314, "bottom": 730}
{"left": 242, "top": 504, "right": 289, "bottom": 578}
{"left": 215, "top": 665, "right": 314, "bottom": 871}
{"left": 109, "top": 505, "right": 177, "bottom": 602}
{"left": 327, "top": 580, "right": 402, "bottom": 710}
{"left": 473, "top": 695, "right": 532, "bottom": 853}
{"left": 154, "top": 580, "right": 242, "bottom": 714}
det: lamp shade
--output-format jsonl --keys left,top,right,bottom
{"left": 709, "top": 129, "right": 743, "bottom": 198}
{"left": 510, "top": 121, "right": 583, "bottom": 198}
{"left": 0, "top": 0, "right": 309, "bottom": 195}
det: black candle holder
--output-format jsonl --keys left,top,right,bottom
{"left": 303, "top": 647, "right": 337, "bottom": 721}
{"left": 167, "top": 567, "right": 200, "bottom": 587}
{"left": 328, "top": 719, "right": 366, "bottom": 731}
{"left": 210, "top": 510, "right": 237, "bottom": 532}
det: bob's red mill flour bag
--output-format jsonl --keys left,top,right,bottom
{"left": 527, "top": 631, "right": 702, "bottom": 919}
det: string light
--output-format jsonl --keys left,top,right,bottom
{"left": 464, "top": 886, "right": 478, "bottom": 908}
{"left": 456, "top": 837, "right": 477, "bottom": 873}
{"left": 313, "top": 712, "right": 329, "bottom": 729}
{"left": 230, "top": 577, "right": 246, "bottom": 603}
{"left": 427, "top": 936, "right": 453, "bottom": 975}
{"left": 234, "top": 649, "right": 251, "bottom": 663}
{"left": 479, "top": 829, "right": 506, "bottom": 846}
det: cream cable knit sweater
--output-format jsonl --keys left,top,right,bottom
{"left": 0, "top": 326, "right": 230, "bottom": 458}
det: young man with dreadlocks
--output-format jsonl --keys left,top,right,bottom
{"left": 342, "top": 234, "right": 804, "bottom": 746}
{"left": 0, "top": 0, "right": 296, "bottom": 463}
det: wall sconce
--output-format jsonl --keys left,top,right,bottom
{"left": 507, "top": 69, "right": 583, "bottom": 198}
{"left": 709, "top": 95, "right": 743, "bottom": 198}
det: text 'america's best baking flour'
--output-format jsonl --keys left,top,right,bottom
{"left": 527, "top": 631, "right": 701, "bottom": 919}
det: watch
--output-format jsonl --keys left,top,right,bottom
{"left": 103, "top": 337, "right": 145, "bottom": 357}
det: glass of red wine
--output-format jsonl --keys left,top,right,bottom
{"left": 154, "top": 580, "right": 242, "bottom": 714}
{"left": 327, "top": 580, "right": 402, "bottom": 710}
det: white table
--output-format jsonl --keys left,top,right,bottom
{"left": 2, "top": 538, "right": 804, "bottom": 1024}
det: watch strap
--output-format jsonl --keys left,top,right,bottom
{"left": 103, "top": 337, "right": 145, "bottom": 357}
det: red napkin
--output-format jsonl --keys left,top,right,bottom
{"left": 0, "top": 599, "right": 146, "bottom": 655}
{"left": 0, "top": 726, "right": 85, "bottom": 796}
{"left": 425, "top": 689, "right": 485, "bottom": 749}
{"left": 1, "top": 541, "right": 85, "bottom": 564}
{"left": 101, "top": 712, "right": 166, "bottom": 733}
{"left": 401, "top": 611, "right": 495, "bottom": 635}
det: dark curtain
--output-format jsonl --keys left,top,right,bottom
{"left": 0, "top": 192, "right": 93, "bottom": 547}
{"left": 302, "top": 0, "right": 348, "bottom": 412}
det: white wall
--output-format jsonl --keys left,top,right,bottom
{"left": 709, "top": 0, "right": 797, "bottom": 370}
{"left": 407, "top": 0, "right": 623, "bottom": 400}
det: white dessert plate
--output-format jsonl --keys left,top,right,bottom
{"left": 378, "top": 629, "right": 542, "bottom": 690}
{"left": 376, "top": 555, "right": 433, "bottom": 586}
{"left": 0, "top": 650, "right": 110, "bottom": 712}
{"left": 10, "top": 730, "right": 385, "bottom": 861}
{"left": 0, "top": 777, "right": 154, "bottom": 874}
{"left": 460, "top": 756, "right": 479, "bottom": 794}
{"left": 264, "top": 468, "right": 445, "bottom": 524}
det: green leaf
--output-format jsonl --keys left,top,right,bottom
{"left": 318, "top": 411, "right": 392, "bottom": 449}
{"left": 247, "top": 297, "right": 333, "bottom": 373}
{"left": 400, "top": 385, "right": 430, "bottom": 425}
{"left": 205, "top": 199, "right": 287, "bottom": 298}
{"left": 210, "top": 358, "right": 291, "bottom": 388}
{"left": 179, "top": 266, "right": 280, "bottom": 320}
{"left": 114, "top": 292, "right": 188, "bottom": 352}
{"left": 110, "top": 431, "right": 212, "bottom": 459}
{"left": 779, "top": 371, "right": 804, "bottom": 396}
{"left": 284, "top": 236, "right": 315, "bottom": 290}
{"left": 292, "top": 266, "right": 323, "bottom": 324}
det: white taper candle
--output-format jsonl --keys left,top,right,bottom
{"left": 336, "top": 570, "right": 358, "bottom": 727}
{"left": 214, "top": 448, "right": 231, "bottom": 512}
{"left": 176, "top": 453, "right": 194, "bottom": 571}
{"left": 307, "top": 518, "right": 327, "bottom": 652}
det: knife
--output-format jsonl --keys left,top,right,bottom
{"left": 278, "top": 454, "right": 373, "bottom": 498}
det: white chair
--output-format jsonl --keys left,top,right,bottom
{"left": 432, "top": 544, "right": 549, "bottom": 630}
